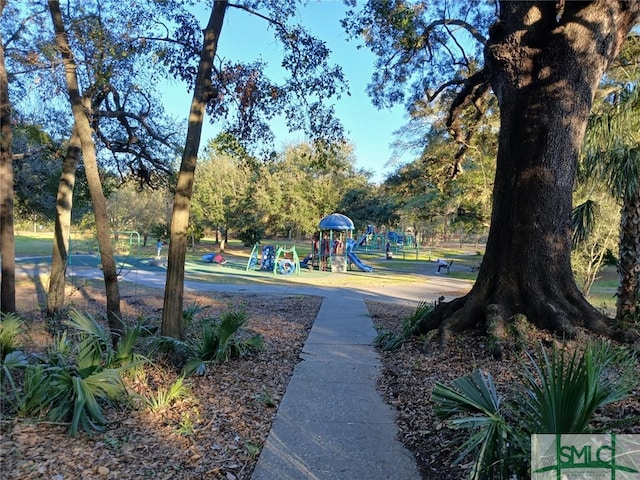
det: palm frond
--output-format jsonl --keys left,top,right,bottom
{"left": 0, "top": 312, "right": 25, "bottom": 360}
{"left": 571, "top": 199, "right": 598, "bottom": 246}
{"left": 433, "top": 369, "right": 501, "bottom": 419}
{"left": 144, "top": 376, "right": 191, "bottom": 411}
{"left": 432, "top": 369, "right": 517, "bottom": 480}
{"left": 519, "top": 340, "right": 637, "bottom": 434}
{"left": 180, "top": 309, "right": 262, "bottom": 375}
{"left": 373, "top": 299, "right": 434, "bottom": 351}
{"left": 65, "top": 309, "right": 113, "bottom": 376}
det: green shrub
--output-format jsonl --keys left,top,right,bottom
{"left": 144, "top": 376, "right": 190, "bottom": 412}
{"left": 185, "top": 308, "right": 263, "bottom": 375}
{"left": 432, "top": 339, "right": 638, "bottom": 480}
{"left": 182, "top": 301, "right": 208, "bottom": 328}
{"left": 0, "top": 312, "right": 25, "bottom": 360}
{"left": 433, "top": 369, "right": 526, "bottom": 479}
{"left": 156, "top": 308, "right": 263, "bottom": 376}
{"left": 373, "top": 300, "right": 434, "bottom": 351}
{"left": 1, "top": 350, "right": 30, "bottom": 414}
{"left": 238, "top": 228, "right": 264, "bottom": 247}
{"left": 15, "top": 309, "right": 142, "bottom": 435}
{"left": 517, "top": 340, "right": 637, "bottom": 434}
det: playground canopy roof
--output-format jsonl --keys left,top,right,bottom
{"left": 318, "top": 213, "right": 354, "bottom": 231}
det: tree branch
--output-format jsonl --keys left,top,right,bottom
{"left": 420, "top": 18, "right": 487, "bottom": 46}
{"left": 426, "top": 78, "right": 465, "bottom": 102}
{"left": 227, "top": 2, "right": 287, "bottom": 31}
{"left": 445, "top": 69, "right": 490, "bottom": 178}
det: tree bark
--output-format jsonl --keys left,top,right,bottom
{"left": 47, "top": 125, "right": 81, "bottom": 318}
{"left": 48, "top": 1, "right": 123, "bottom": 340}
{"left": 161, "top": 1, "right": 227, "bottom": 339}
{"left": 0, "top": 2, "right": 16, "bottom": 313}
{"left": 418, "top": 1, "right": 640, "bottom": 344}
{"left": 617, "top": 190, "right": 640, "bottom": 322}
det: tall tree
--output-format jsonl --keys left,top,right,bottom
{"left": 191, "top": 150, "right": 251, "bottom": 243}
{"left": 48, "top": 125, "right": 81, "bottom": 317}
{"left": 0, "top": 0, "right": 15, "bottom": 313}
{"left": 347, "top": 1, "right": 640, "bottom": 345}
{"left": 47, "top": 0, "right": 123, "bottom": 339}
{"left": 159, "top": 1, "right": 348, "bottom": 338}
{"left": 161, "top": 1, "right": 227, "bottom": 339}
{"left": 383, "top": 95, "right": 497, "bottom": 244}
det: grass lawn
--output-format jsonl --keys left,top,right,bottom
{"left": 14, "top": 232, "right": 618, "bottom": 314}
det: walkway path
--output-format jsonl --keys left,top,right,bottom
{"left": 251, "top": 290, "right": 420, "bottom": 480}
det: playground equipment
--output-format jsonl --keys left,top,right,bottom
{"left": 316, "top": 213, "right": 372, "bottom": 273}
{"left": 354, "top": 225, "right": 375, "bottom": 247}
{"left": 246, "top": 243, "right": 300, "bottom": 275}
{"left": 113, "top": 230, "right": 141, "bottom": 258}
{"left": 246, "top": 244, "right": 260, "bottom": 270}
{"left": 353, "top": 225, "right": 416, "bottom": 253}
{"left": 260, "top": 245, "right": 276, "bottom": 271}
{"left": 346, "top": 238, "right": 373, "bottom": 272}
{"left": 201, "top": 252, "right": 226, "bottom": 264}
{"left": 246, "top": 243, "right": 275, "bottom": 271}
{"left": 274, "top": 245, "right": 300, "bottom": 275}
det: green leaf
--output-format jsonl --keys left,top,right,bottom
{"left": 0, "top": 312, "right": 25, "bottom": 360}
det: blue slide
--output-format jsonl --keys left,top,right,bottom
{"left": 348, "top": 250, "right": 373, "bottom": 272}
{"left": 346, "top": 238, "right": 373, "bottom": 272}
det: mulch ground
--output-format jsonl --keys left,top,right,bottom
{"left": 2, "top": 281, "right": 321, "bottom": 480}
{"left": 367, "top": 300, "right": 640, "bottom": 479}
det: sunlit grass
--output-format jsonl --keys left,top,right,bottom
{"left": 15, "top": 234, "right": 620, "bottom": 310}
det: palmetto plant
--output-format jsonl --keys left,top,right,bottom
{"left": 182, "top": 301, "right": 208, "bottom": 328}
{"left": 144, "top": 376, "right": 191, "bottom": 412}
{"left": 18, "top": 310, "right": 139, "bottom": 435}
{"left": 185, "top": 308, "right": 263, "bottom": 376}
{"left": 156, "top": 308, "right": 263, "bottom": 376}
{"left": 432, "top": 340, "right": 638, "bottom": 480}
{"left": 432, "top": 369, "right": 528, "bottom": 480}
{"left": 0, "top": 312, "right": 25, "bottom": 360}
{"left": 0, "top": 313, "right": 29, "bottom": 414}
{"left": 1, "top": 350, "right": 30, "bottom": 414}
{"left": 373, "top": 300, "right": 434, "bottom": 351}
{"left": 517, "top": 340, "right": 637, "bottom": 434}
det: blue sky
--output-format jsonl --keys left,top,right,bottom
{"left": 162, "top": 1, "right": 410, "bottom": 184}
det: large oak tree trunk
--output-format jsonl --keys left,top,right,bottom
{"left": 418, "top": 1, "right": 640, "bottom": 344}
{"left": 48, "top": 1, "right": 123, "bottom": 340}
{"left": 47, "top": 125, "right": 81, "bottom": 318}
{"left": 161, "top": 1, "right": 227, "bottom": 339}
{"left": 0, "top": 6, "right": 16, "bottom": 314}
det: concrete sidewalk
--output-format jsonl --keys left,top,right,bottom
{"left": 251, "top": 290, "right": 421, "bottom": 480}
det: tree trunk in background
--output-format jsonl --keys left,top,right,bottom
{"left": 48, "top": 1, "right": 123, "bottom": 340}
{"left": 418, "top": 1, "right": 640, "bottom": 346}
{"left": 0, "top": 3, "right": 16, "bottom": 314}
{"left": 161, "top": 1, "right": 227, "bottom": 339}
{"left": 47, "top": 125, "right": 81, "bottom": 318}
{"left": 617, "top": 190, "right": 640, "bottom": 322}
